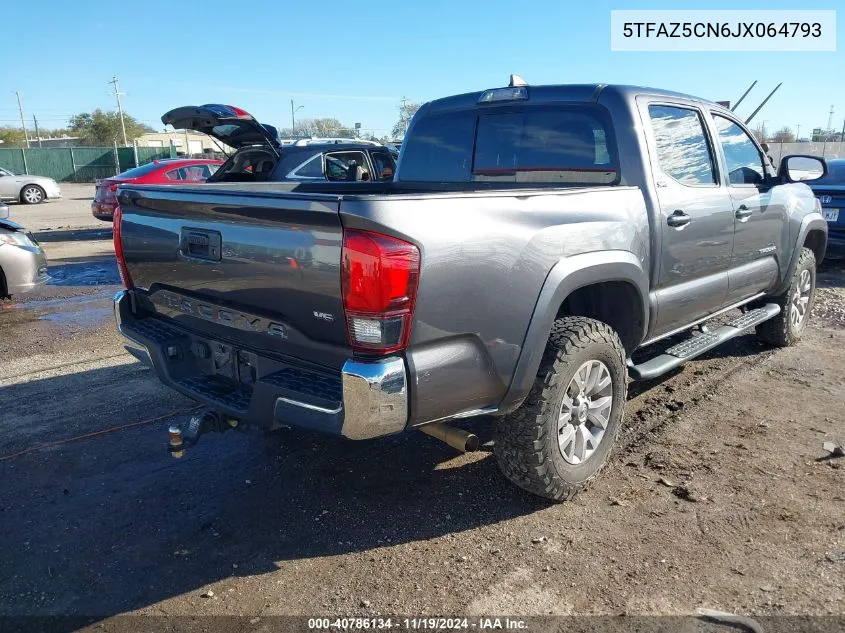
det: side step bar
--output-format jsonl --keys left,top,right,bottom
{"left": 628, "top": 304, "right": 780, "bottom": 381}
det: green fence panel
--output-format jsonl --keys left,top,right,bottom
{"left": 117, "top": 147, "right": 136, "bottom": 172}
{"left": 24, "top": 148, "right": 76, "bottom": 182}
{"left": 0, "top": 148, "right": 28, "bottom": 175}
{"left": 0, "top": 145, "right": 181, "bottom": 182}
{"left": 137, "top": 146, "right": 176, "bottom": 165}
{"left": 70, "top": 147, "right": 118, "bottom": 183}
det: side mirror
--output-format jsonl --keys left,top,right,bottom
{"left": 778, "top": 155, "right": 827, "bottom": 183}
{"left": 0, "top": 204, "right": 9, "bottom": 220}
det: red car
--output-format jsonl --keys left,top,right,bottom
{"left": 92, "top": 158, "right": 222, "bottom": 221}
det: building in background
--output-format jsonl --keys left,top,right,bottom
{"left": 135, "top": 131, "right": 232, "bottom": 156}
{"left": 28, "top": 136, "right": 84, "bottom": 148}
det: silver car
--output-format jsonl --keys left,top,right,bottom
{"left": 0, "top": 167, "right": 62, "bottom": 204}
{"left": 0, "top": 204, "right": 49, "bottom": 298}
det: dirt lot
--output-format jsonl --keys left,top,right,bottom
{"left": 0, "top": 192, "right": 843, "bottom": 630}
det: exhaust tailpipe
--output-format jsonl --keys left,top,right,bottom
{"left": 419, "top": 423, "right": 479, "bottom": 453}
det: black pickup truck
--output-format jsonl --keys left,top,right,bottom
{"left": 162, "top": 105, "right": 396, "bottom": 184}
{"left": 114, "top": 79, "right": 828, "bottom": 500}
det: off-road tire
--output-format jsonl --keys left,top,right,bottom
{"left": 495, "top": 316, "right": 627, "bottom": 501}
{"left": 20, "top": 185, "right": 45, "bottom": 205}
{"left": 755, "top": 247, "right": 816, "bottom": 348}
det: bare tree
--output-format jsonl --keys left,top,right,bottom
{"left": 391, "top": 101, "right": 420, "bottom": 139}
{"left": 278, "top": 118, "right": 355, "bottom": 138}
{"left": 771, "top": 127, "right": 795, "bottom": 143}
{"left": 751, "top": 123, "right": 769, "bottom": 143}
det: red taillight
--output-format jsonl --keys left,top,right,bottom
{"left": 226, "top": 104, "right": 252, "bottom": 118}
{"left": 113, "top": 205, "right": 134, "bottom": 289}
{"left": 341, "top": 229, "right": 420, "bottom": 355}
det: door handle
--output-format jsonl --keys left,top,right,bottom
{"left": 735, "top": 204, "right": 753, "bottom": 221}
{"left": 666, "top": 210, "right": 691, "bottom": 228}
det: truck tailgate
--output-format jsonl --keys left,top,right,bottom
{"left": 118, "top": 185, "right": 350, "bottom": 370}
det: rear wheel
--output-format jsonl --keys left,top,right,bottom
{"left": 20, "top": 185, "right": 45, "bottom": 205}
{"left": 755, "top": 247, "right": 816, "bottom": 347}
{"left": 495, "top": 317, "right": 627, "bottom": 501}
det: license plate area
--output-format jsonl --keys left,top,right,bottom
{"left": 200, "top": 340, "right": 257, "bottom": 386}
{"left": 823, "top": 208, "right": 839, "bottom": 222}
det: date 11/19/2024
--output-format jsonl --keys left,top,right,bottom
{"left": 308, "top": 618, "right": 527, "bottom": 630}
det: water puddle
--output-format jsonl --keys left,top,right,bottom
{"left": 40, "top": 305, "right": 113, "bottom": 327}
{"left": 48, "top": 261, "right": 120, "bottom": 287}
{"left": 1, "top": 259, "right": 120, "bottom": 329}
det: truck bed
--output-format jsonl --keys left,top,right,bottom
{"left": 115, "top": 180, "right": 648, "bottom": 432}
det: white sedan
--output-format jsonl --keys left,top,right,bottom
{"left": 0, "top": 167, "right": 62, "bottom": 204}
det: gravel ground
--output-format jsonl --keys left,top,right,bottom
{"left": 0, "top": 198, "right": 843, "bottom": 630}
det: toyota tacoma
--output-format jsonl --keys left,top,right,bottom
{"left": 112, "top": 79, "right": 828, "bottom": 500}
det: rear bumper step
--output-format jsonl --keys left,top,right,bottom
{"left": 628, "top": 304, "right": 780, "bottom": 381}
{"left": 114, "top": 290, "right": 408, "bottom": 439}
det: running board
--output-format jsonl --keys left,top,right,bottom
{"left": 628, "top": 304, "right": 780, "bottom": 381}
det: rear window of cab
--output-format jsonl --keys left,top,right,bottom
{"left": 399, "top": 105, "right": 618, "bottom": 184}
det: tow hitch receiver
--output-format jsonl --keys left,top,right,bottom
{"left": 168, "top": 411, "right": 240, "bottom": 458}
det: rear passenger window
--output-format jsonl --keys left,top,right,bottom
{"left": 648, "top": 105, "right": 716, "bottom": 186}
{"left": 325, "top": 151, "right": 369, "bottom": 181}
{"left": 370, "top": 150, "right": 395, "bottom": 181}
{"left": 288, "top": 154, "right": 325, "bottom": 179}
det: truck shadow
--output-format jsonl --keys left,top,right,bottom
{"left": 0, "top": 320, "right": 814, "bottom": 622}
{"left": 0, "top": 364, "right": 547, "bottom": 622}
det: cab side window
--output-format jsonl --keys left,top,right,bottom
{"left": 712, "top": 115, "right": 766, "bottom": 186}
{"left": 648, "top": 105, "right": 716, "bottom": 186}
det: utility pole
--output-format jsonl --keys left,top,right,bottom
{"left": 840, "top": 116, "right": 845, "bottom": 143}
{"left": 399, "top": 96, "right": 409, "bottom": 137}
{"left": 15, "top": 91, "right": 30, "bottom": 148}
{"left": 108, "top": 76, "right": 128, "bottom": 146}
{"left": 290, "top": 100, "right": 304, "bottom": 134}
{"left": 827, "top": 105, "right": 834, "bottom": 133}
{"left": 795, "top": 124, "right": 800, "bottom": 141}
{"left": 32, "top": 115, "right": 42, "bottom": 147}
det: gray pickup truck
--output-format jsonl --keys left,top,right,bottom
{"left": 113, "top": 78, "right": 828, "bottom": 500}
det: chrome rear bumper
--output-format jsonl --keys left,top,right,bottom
{"left": 114, "top": 290, "right": 408, "bottom": 439}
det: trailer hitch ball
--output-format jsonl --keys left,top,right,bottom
{"left": 167, "top": 411, "right": 242, "bottom": 458}
{"left": 168, "top": 426, "right": 185, "bottom": 458}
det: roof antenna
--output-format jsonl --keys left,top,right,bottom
{"left": 730, "top": 80, "right": 757, "bottom": 112}
{"left": 745, "top": 82, "right": 782, "bottom": 125}
{"left": 509, "top": 74, "right": 528, "bottom": 87}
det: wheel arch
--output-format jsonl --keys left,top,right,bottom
{"left": 774, "top": 213, "right": 827, "bottom": 296}
{"left": 498, "top": 250, "right": 649, "bottom": 413}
